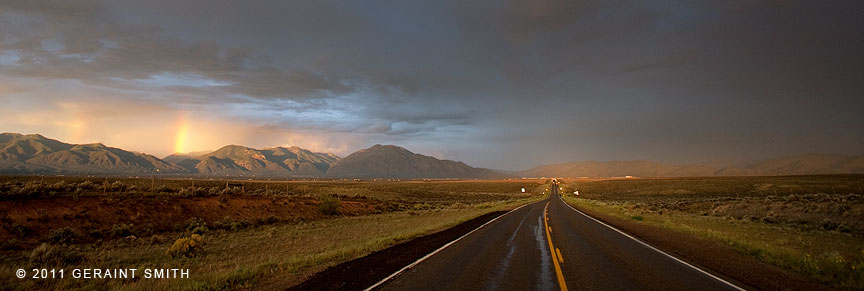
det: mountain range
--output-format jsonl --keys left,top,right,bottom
{"left": 326, "top": 144, "right": 502, "bottom": 179}
{"left": 172, "top": 145, "right": 339, "bottom": 176}
{"left": 0, "top": 133, "right": 184, "bottom": 174}
{"left": 518, "top": 154, "right": 864, "bottom": 177}
{"left": 2, "top": 132, "right": 862, "bottom": 178}
{"left": 0, "top": 133, "right": 502, "bottom": 178}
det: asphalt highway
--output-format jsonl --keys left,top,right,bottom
{"left": 375, "top": 181, "right": 743, "bottom": 291}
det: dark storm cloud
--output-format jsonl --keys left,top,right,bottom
{"left": 0, "top": 0, "right": 350, "bottom": 102}
{"left": 1, "top": 0, "right": 862, "bottom": 169}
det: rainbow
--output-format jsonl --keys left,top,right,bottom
{"left": 173, "top": 115, "right": 189, "bottom": 154}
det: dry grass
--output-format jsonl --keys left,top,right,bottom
{"left": 0, "top": 178, "right": 547, "bottom": 290}
{"left": 0, "top": 178, "right": 545, "bottom": 246}
{"left": 0, "top": 198, "right": 540, "bottom": 290}
{"left": 0, "top": 177, "right": 540, "bottom": 202}
{"left": 560, "top": 176, "right": 864, "bottom": 290}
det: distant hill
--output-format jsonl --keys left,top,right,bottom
{"left": 0, "top": 133, "right": 184, "bottom": 174}
{"left": 519, "top": 160, "right": 716, "bottom": 178}
{"left": 521, "top": 154, "right": 864, "bottom": 177}
{"left": 326, "top": 144, "right": 505, "bottom": 179}
{"left": 716, "top": 154, "right": 864, "bottom": 176}
{"left": 175, "top": 145, "right": 340, "bottom": 176}
{"left": 4, "top": 132, "right": 861, "bottom": 178}
{"left": 163, "top": 151, "right": 211, "bottom": 164}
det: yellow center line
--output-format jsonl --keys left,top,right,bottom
{"left": 544, "top": 202, "right": 568, "bottom": 291}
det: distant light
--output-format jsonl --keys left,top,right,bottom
{"left": 173, "top": 114, "right": 191, "bottom": 154}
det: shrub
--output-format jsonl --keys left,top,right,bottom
{"left": 50, "top": 181, "right": 74, "bottom": 192}
{"left": 412, "top": 202, "right": 434, "bottom": 210}
{"left": 318, "top": 195, "right": 342, "bottom": 215}
{"left": 218, "top": 193, "right": 230, "bottom": 204}
{"left": 152, "top": 185, "right": 171, "bottom": 193}
{"left": 47, "top": 227, "right": 76, "bottom": 244}
{"left": 820, "top": 219, "right": 837, "bottom": 231}
{"left": 376, "top": 201, "right": 405, "bottom": 212}
{"left": 190, "top": 226, "right": 209, "bottom": 235}
{"left": 221, "top": 186, "right": 242, "bottom": 196}
{"left": 149, "top": 234, "right": 166, "bottom": 245}
{"left": 212, "top": 216, "right": 250, "bottom": 231}
{"left": 78, "top": 181, "right": 96, "bottom": 190}
{"left": 111, "top": 223, "right": 135, "bottom": 237}
{"left": 8, "top": 182, "right": 42, "bottom": 197}
{"left": 138, "top": 225, "right": 156, "bottom": 237}
{"left": 254, "top": 216, "right": 279, "bottom": 226}
{"left": 185, "top": 217, "right": 208, "bottom": 232}
{"left": 109, "top": 181, "right": 127, "bottom": 192}
{"left": 836, "top": 224, "right": 851, "bottom": 233}
{"left": 630, "top": 215, "right": 644, "bottom": 221}
{"left": 179, "top": 187, "right": 208, "bottom": 197}
{"left": 166, "top": 234, "right": 205, "bottom": 258}
{"left": 88, "top": 229, "right": 104, "bottom": 239}
{"left": 6, "top": 223, "right": 29, "bottom": 238}
{"left": 29, "top": 243, "right": 83, "bottom": 267}
{"left": 1, "top": 238, "right": 20, "bottom": 250}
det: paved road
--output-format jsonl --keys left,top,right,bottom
{"left": 376, "top": 181, "right": 742, "bottom": 291}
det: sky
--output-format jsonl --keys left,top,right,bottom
{"left": 0, "top": 0, "right": 862, "bottom": 170}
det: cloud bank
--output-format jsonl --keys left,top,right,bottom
{"left": 1, "top": 0, "right": 862, "bottom": 169}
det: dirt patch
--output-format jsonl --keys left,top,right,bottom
{"left": 287, "top": 211, "right": 507, "bottom": 291}
{"left": 0, "top": 195, "right": 379, "bottom": 247}
{"left": 572, "top": 205, "right": 835, "bottom": 291}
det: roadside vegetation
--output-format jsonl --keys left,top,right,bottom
{"left": 560, "top": 175, "right": 864, "bottom": 290}
{"left": 0, "top": 177, "right": 546, "bottom": 290}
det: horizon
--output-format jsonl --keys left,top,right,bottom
{"left": 3, "top": 131, "right": 861, "bottom": 172}
{"left": 1, "top": 1, "right": 863, "bottom": 170}
{"left": 1, "top": 2, "right": 862, "bottom": 288}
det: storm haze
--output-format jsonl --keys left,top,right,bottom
{"left": 1, "top": 0, "right": 862, "bottom": 170}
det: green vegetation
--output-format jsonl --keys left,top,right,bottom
{"left": 318, "top": 195, "right": 342, "bottom": 215}
{"left": 561, "top": 175, "right": 864, "bottom": 290}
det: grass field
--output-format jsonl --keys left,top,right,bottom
{"left": 559, "top": 175, "right": 864, "bottom": 290}
{"left": 0, "top": 177, "right": 548, "bottom": 290}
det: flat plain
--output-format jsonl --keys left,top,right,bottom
{"left": 560, "top": 175, "right": 864, "bottom": 290}
{"left": 0, "top": 177, "right": 543, "bottom": 290}
{"left": 2, "top": 175, "right": 862, "bottom": 290}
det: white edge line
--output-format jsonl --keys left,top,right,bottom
{"left": 558, "top": 196, "right": 746, "bottom": 291}
{"left": 364, "top": 201, "right": 535, "bottom": 291}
